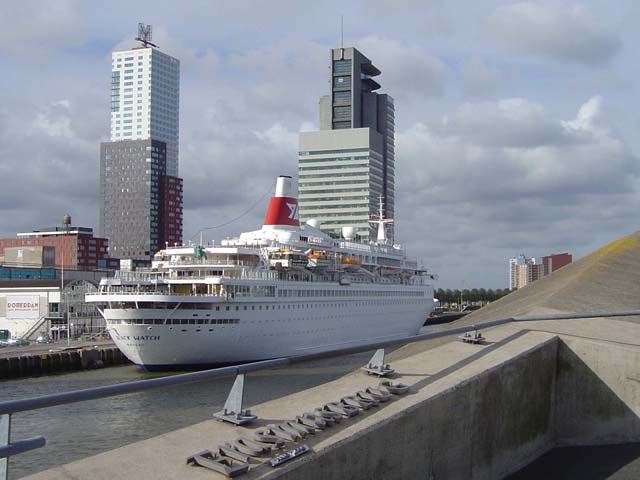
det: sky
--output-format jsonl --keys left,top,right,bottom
{"left": 0, "top": 0, "right": 638, "bottom": 288}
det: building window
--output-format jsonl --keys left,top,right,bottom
{"left": 333, "top": 59, "right": 352, "bottom": 74}
{"left": 333, "top": 76, "right": 351, "bottom": 89}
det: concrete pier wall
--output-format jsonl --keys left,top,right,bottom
{"left": 555, "top": 338, "right": 640, "bottom": 447}
{"left": 272, "top": 336, "right": 559, "bottom": 480}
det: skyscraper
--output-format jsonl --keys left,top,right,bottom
{"left": 110, "top": 43, "right": 180, "bottom": 176}
{"left": 298, "top": 47, "right": 395, "bottom": 240}
{"left": 100, "top": 26, "right": 183, "bottom": 260}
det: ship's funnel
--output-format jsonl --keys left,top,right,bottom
{"left": 263, "top": 176, "right": 299, "bottom": 228}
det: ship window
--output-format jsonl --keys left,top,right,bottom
{"left": 226, "top": 306, "right": 230, "bottom": 311}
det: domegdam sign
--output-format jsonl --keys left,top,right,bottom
{"left": 6, "top": 295, "right": 40, "bottom": 319}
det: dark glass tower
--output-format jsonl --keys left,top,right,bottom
{"left": 299, "top": 47, "right": 395, "bottom": 239}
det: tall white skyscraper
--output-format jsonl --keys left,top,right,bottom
{"left": 110, "top": 46, "right": 180, "bottom": 176}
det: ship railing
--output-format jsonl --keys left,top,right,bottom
{"left": 113, "top": 268, "right": 277, "bottom": 283}
{"left": 164, "top": 259, "right": 260, "bottom": 267}
{"left": 3, "top": 309, "right": 640, "bottom": 479}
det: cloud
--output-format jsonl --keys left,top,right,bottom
{"left": 394, "top": 95, "right": 639, "bottom": 286}
{"left": 487, "top": 2, "right": 621, "bottom": 66}
{"left": 441, "top": 98, "right": 571, "bottom": 148}
{"left": 357, "top": 36, "right": 448, "bottom": 99}
{"left": 0, "top": 0, "right": 85, "bottom": 58}
{"left": 461, "top": 57, "right": 499, "bottom": 97}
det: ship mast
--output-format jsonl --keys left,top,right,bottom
{"left": 369, "top": 196, "right": 394, "bottom": 244}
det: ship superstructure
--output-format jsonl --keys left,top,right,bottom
{"left": 86, "top": 176, "right": 435, "bottom": 370}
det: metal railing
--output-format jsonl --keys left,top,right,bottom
{"left": 1, "top": 309, "right": 640, "bottom": 479}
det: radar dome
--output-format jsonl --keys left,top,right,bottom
{"left": 306, "top": 219, "right": 320, "bottom": 229}
{"left": 342, "top": 226, "right": 356, "bottom": 240}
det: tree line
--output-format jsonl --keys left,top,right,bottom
{"left": 435, "top": 288, "right": 511, "bottom": 308}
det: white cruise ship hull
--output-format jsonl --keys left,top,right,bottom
{"left": 88, "top": 175, "right": 438, "bottom": 370}
{"left": 101, "top": 294, "right": 433, "bottom": 370}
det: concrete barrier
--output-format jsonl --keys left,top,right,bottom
{"left": 555, "top": 337, "right": 640, "bottom": 446}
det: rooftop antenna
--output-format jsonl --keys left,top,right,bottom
{"left": 341, "top": 15, "right": 344, "bottom": 48}
{"left": 135, "top": 23, "right": 159, "bottom": 48}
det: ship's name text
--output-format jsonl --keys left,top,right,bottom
{"left": 115, "top": 335, "right": 160, "bottom": 341}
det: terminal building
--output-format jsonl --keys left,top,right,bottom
{"left": 0, "top": 268, "right": 111, "bottom": 341}
{"left": 298, "top": 47, "right": 395, "bottom": 240}
{"left": 0, "top": 218, "right": 116, "bottom": 340}
{"left": 0, "top": 218, "right": 115, "bottom": 270}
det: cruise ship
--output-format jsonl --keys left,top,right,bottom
{"left": 86, "top": 176, "right": 436, "bottom": 370}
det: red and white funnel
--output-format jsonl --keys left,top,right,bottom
{"left": 263, "top": 176, "right": 299, "bottom": 229}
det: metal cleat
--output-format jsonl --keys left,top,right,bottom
{"left": 324, "top": 401, "right": 359, "bottom": 417}
{"left": 341, "top": 395, "right": 372, "bottom": 410}
{"left": 361, "top": 349, "right": 395, "bottom": 377}
{"left": 187, "top": 449, "right": 250, "bottom": 477}
{"left": 214, "top": 374, "right": 257, "bottom": 426}
{"left": 379, "top": 380, "right": 410, "bottom": 395}
{"left": 366, "top": 386, "right": 392, "bottom": 402}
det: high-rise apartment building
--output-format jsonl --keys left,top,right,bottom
{"left": 509, "top": 252, "right": 572, "bottom": 290}
{"left": 110, "top": 46, "right": 180, "bottom": 176}
{"left": 100, "top": 27, "right": 183, "bottom": 261}
{"left": 99, "top": 139, "right": 183, "bottom": 260}
{"left": 298, "top": 47, "right": 395, "bottom": 240}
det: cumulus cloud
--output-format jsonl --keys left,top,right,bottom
{"left": 395, "top": 95, "right": 639, "bottom": 286}
{"left": 357, "top": 36, "right": 448, "bottom": 99}
{"left": 441, "top": 98, "right": 571, "bottom": 148}
{"left": 487, "top": 2, "right": 621, "bottom": 65}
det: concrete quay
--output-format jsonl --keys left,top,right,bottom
{"left": 23, "top": 314, "right": 640, "bottom": 480}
